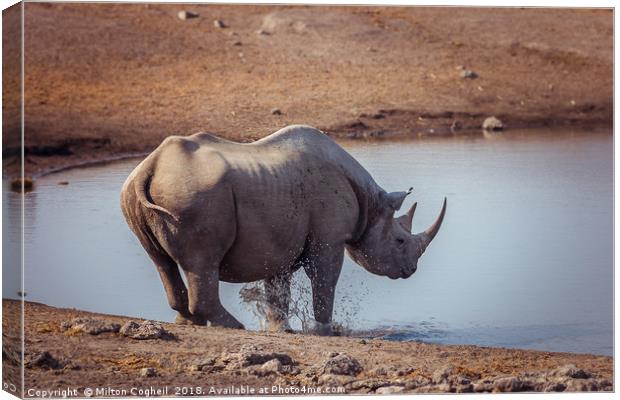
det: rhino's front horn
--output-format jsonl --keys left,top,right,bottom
{"left": 416, "top": 197, "right": 447, "bottom": 251}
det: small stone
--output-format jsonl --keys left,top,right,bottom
{"left": 120, "top": 320, "right": 173, "bottom": 340}
{"left": 493, "top": 376, "right": 523, "bottom": 392}
{"left": 25, "top": 351, "right": 63, "bottom": 370}
{"left": 482, "top": 116, "right": 504, "bottom": 131}
{"left": 58, "top": 181, "right": 69, "bottom": 185}
{"left": 346, "top": 378, "right": 391, "bottom": 391}
{"left": 318, "top": 374, "right": 356, "bottom": 386}
{"left": 60, "top": 318, "right": 120, "bottom": 335}
{"left": 10, "top": 177, "right": 34, "bottom": 192}
{"left": 460, "top": 69, "right": 478, "bottom": 79}
{"left": 189, "top": 357, "right": 216, "bottom": 372}
{"left": 140, "top": 367, "right": 156, "bottom": 377}
{"left": 271, "top": 108, "right": 282, "bottom": 115}
{"left": 432, "top": 366, "right": 453, "bottom": 384}
{"left": 232, "top": 41, "right": 242, "bottom": 46}
{"left": 450, "top": 120, "right": 462, "bottom": 133}
{"left": 456, "top": 384, "right": 474, "bottom": 393}
{"left": 543, "top": 382, "right": 566, "bottom": 392}
{"left": 376, "top": 386, "right": 405, "bottom": 394}
{"left": 177, "top": 11, "right": 199, "bottom": 20}
{"left": 551, "top": 364, "right": 591, "bottom": 379}
{"left": 258, "top": 359, "right": 282, "bottom": 376}
{"left": 564, "top": 379, "right": 598, "bottom": 391}
{"left": 213, "top": 19, "right": 227, "bottom": 28}
{"left": 436, "top": 383, "right": 454, "bottom": 392}
{"left": 323, "top": 353, "right": 363, "bottom": 376}
{"left": 359, "top": 339, "right": 367, "bottom": 344}
{"left": 456, "top": 65, "right": 466, "bottom": 70}
{"left": 256, "top": 29, "right": 270, "bottom": 35}
{"left": 370, "top": 367, "right": 388, "bottom": 376}
{"left": 472, "top": 382, "right": 491, "bottom": 392}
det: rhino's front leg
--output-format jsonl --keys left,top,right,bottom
{"left": 303, "top": 245, "right": 344, "bottom": 336}
{"left": 264, "top": 271, "right": 293, "bottom": 332}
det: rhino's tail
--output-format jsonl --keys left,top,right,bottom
{"left": 134, "top": 170, "right": 179, "bottom": 222}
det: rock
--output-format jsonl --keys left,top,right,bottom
{"left": 376, "top": 386, "right": 405, "bottom": 394}
{"left": 232, "top": 41, "right": 242, "bottom": 46}
{"left": 472, "top": 382, "right": 491, "bottom": 392}
{"left": 543, "top": 382, "right": 566, "bottom": 392}
{"left": 319, "top": 374, "right": 356, "bottom": 386}
{"left": 58, "top": 181, "right": 69, "bottom": 185}
{"left": 10, "top": 177, "right": 34, "bottom": 192}
{"left": 551, "top": 364, "right": 591, "bottom": 379}
{"left": 280, "top": 365, "right": 301, "bottom": 375}
{"left": 322, "top": 353, "right": 363, "bottom": 376}
{"left": 432, "top": 366, "right": 453, "bottom": 384}
{"left": 482, "top": 116, "right": 504, "bottom": 131}
{"left": 258, "top": 359, "right": 282, "bottom": 376}
{"left": 256, "top": 29, "right": 270, "bottom": 35}
{"left": 493, "top": 376, "right": 523, "bottom": 392}
{"left": 456, "top": 384, "right": 474, "bottom": 393}
{"left": 271, "top": 108, "right": 282, "bottom": 115}
{"left": 370, "top": 367, "right": 388, "bottom": 376}
{"left": 188, "top": 358, "right": 216, "bottom": 372}
{"left": 25, "top": 351, "right": 63, "bottom": 370}
{"left": 177, "top": 11, "right": 199, "bottom": 20}
{"left": 120, "top": 320, "right": 173, "bottom": 340}
{"left": 435, "top": 383, "right": 454, "bottom": 392}
{"left": 564, "top": 379, "right": 598, "bottom": 392}
{"left": 60, "top": 318, "right": 120, "bottom": 335}
{"left": 359, "top": 339, "right": 367, "bottom": 344}
{"left": 346, "top": 379, "right": 392, "bottom": 391}
{"left": 140, "top": 367, "right": 157, "bottom": 377}
{"left": 213, "top": 19, "right": 227, "bottom": 28}
{"left": 220, "top": 346, "right": 293, "bottom": 370}
{"left": 460, "top": 69, "right": 478, "bottom": 79}
{"left": 450, "top": 120, "right": 462, "bottom": 133}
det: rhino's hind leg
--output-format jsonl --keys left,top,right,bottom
{"left": 153, "top": 254, "right": 193, "bottom": 323}
{"left": 264, "top": 271, "right": 293, "bottom": 332}
{"left": 183, "top": 265, "right": 245, "bottom": 329}
{"left": 137, "top": 228, "right": 193, "bottom": 323}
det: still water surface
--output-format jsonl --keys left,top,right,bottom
{"left": 3, "top": 129, "right": 613, "bottom": 355}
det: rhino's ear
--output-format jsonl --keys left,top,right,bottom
{"left": 384, "top": 187, "right": 413, "bottom": 211}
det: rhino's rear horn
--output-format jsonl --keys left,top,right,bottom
{"left": 398, "top": 202, "right": 417, "bottom": 232}
{"left": 416, "top": 197, "right": 447, "bottom": 251}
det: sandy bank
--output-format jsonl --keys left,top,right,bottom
{"left": 2, "top": 300, "right": 613, "bottom": 396}
{"left": 2, "top": 4, "right": 613, "bottom": 178}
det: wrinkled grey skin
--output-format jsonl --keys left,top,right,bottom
{"left": 120, "top": 125, "right": 446, "bottom": 335}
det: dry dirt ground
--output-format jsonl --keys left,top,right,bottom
{"left": 1, "top": 300, "right": 613, "bottom": 396}
{"left": 2, "top": 3, "right": 613, "bottom": 178}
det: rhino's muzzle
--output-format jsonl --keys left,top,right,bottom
{"left": 400, "top": 266, "right": 417, "bottom": 279}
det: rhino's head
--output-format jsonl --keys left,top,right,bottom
{"left": 346, "top": 189, "right": 446, "bottom": 279}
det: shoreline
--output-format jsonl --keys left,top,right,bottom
{"left": 3, "top": 116, "right": 613, "bottom": 182}
{"left": 2, "top": 300, "right": 613, "bottom": 394}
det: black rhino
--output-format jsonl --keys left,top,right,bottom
{"left": 121, "top": 125, "right": 446, "bottom": 335}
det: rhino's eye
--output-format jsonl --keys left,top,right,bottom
{"left": 396, "top": 238, "right": 405, "bottom": 245}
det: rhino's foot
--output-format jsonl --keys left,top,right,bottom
{"left": 311, "top": 321, "right": 334, "bottom": 336}
{"left": 175, "top": 313, "right": 207, "bottom": 326}
{"left": 266, "top": 319, "right": 294, "bottom": 333}
{"left": 209, "top": 318, "right": 245, "bottom": 330}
